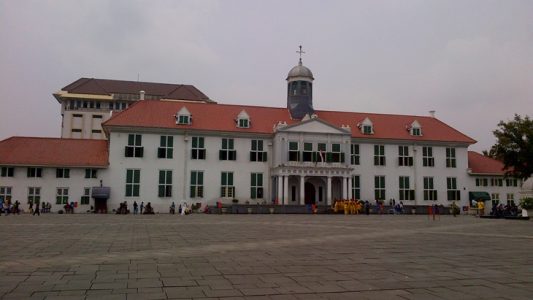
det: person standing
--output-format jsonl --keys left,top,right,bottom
{"left": 133, "top": 201, "right": 138, "bottom": 214}
{"left": 451, "top": 201, "right": 458, "bottom": 217}
{"left": 33, "top": 200, "right": 40, "bottom": 216}
{"left": 140, "top": 201, "right": 144, "bottom": 214}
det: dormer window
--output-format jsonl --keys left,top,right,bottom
{"left": 176, "top": 107, "right": 192, "bottom": 125}
{"left": 409, "top": 120, "right": 422, "bottom": 136}
{"left": 238, "top": 118, "right": 249, "bottom": 128}
{"left": 359, "top": 117, "right": 374, "bottom": 135}
{"left": 178, "top": 115, "right": 191, "bottom": 125}
{"left": 236, "top": 110, "right": 250, "bottom": 128}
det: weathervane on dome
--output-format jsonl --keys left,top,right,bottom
{"left": 296, "top": 45, "right": 305, "bottom": 65}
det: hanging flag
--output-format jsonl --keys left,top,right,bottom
{"left": 319, "top": 150, "right": 325, "bottom": 162}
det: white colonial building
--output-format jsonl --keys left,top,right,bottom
{"left": 0, "top": 58, "right": 524, "bottom": 213}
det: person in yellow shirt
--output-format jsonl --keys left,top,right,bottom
{"left": 477, "top": 200, "right": 484, "bottom": 216}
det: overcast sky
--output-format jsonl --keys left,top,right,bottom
{"left": 0, "top": 0, "right": 531, "bottom": 152}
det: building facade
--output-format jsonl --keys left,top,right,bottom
{"left": 54, "top": 78, "right": 212, "bottom": 139}
{"left": 0, "top": 60, "right": 524, "bottom": 213}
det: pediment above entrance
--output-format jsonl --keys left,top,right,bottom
{"left": 278, "top": 118, "right": 350, "bottom": 135}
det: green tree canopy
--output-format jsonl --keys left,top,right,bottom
{"left": 487, "top": 114, "right": 533, "bottom": 179}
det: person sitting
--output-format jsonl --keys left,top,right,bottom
{"left": 143, "top": 202, "right": 154, "bottom": 214}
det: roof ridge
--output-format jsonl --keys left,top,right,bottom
{"left": 61, "top": 77, "right": 90, "bottom": 91}
{"left": 430, "top": 117, "right": 477, "bottom": 144}
{"left": 2, "top": 136, "right": 107, "bottom": 142}
{"left": 86, "top": 77, "right": 192, "bottom": 87}
{"left": 167, "top": 84, "right": 185, "bottom": 96}
{"left": 101, "top": 101, "right": 143, "bottom": 126}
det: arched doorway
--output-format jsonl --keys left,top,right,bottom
{"left": 305, "top": 182, "right": 316, "bottom": 204}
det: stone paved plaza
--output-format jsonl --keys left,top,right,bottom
{"left": 0, "top": 214, "right": 532, "bottom": 300}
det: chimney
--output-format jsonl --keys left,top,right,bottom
{"left": 429, "top": 110, "right": 436, "bottom": 118}
{"left": 139, "top": 90, "right": 145, "bottom": 100}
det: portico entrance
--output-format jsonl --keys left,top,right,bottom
{"left": 273, "top": 167, "right": 353, "bottom": 206}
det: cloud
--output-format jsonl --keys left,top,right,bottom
{"left": 0, "top": 0, "right": 532, "bottom": 153}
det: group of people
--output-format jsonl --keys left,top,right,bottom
{"left": 0, "top": 200, "right": 21, "bottom": 215}
{"left": 120, "top": 201, "right": 192, "bottom": 215}
{"left": 63, "top": 202, "right": 75, "bottom": 214}
{"left": 170, "top": 202, "right": 193, "bottom": 215}
{"left": 0, "top": 200, "right": 52, "bottom": 216}
{"left": 332, "top": 199, "right": 405, "bottom": 215}
{"left": 122, "top": 201, "right": 154, "bottom": 214}
{"left": 490, "top": 201, "right": 519, "bottom": 218}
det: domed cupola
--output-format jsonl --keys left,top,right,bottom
{"left": 287, "top": 46, "right": 314, "bottom": 120}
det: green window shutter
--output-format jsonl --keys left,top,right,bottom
{"left": 228, "top": 173, "right": 233, "bottom": 185}
{"left": 198, "top": 172, "right": 203, "bottom": 184}
{"left": 159, "top": 171, "right": 165, "bottom": 184}
{"left": 168, "top": 136, "right": 173, "bottom": 147}
{"left": 191, "top": 172, "right": 197, "bottom": 185}
{"left": 221, "top": 172, "right": 226, "bottom": 185}
{"left": 326, "top": 152, "right": 333, "bottom": 162}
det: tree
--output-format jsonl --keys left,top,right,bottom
{"left": 487, "top": 114, "right": 533, "bottom": 179}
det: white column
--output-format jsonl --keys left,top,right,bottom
{"left": 277, "top": 176, "right": 283, "bottom": 205}
{"left": 327, "top": 176, "right": 332, "bottom": 206}
{"left": 342, "top": 177, "right": 348, "bottom": 199}
{"left": 283, "top": 175, "right": 289, "bottom": 204}
{"left": 348, "top": 176, "right": 353, "bottom": 200}
{"left": 300, "top": 175, "right": 305, "bottom": 205}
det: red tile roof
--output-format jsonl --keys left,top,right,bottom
{"left": 468, "top": 151, "right": 508, "bottom": 175}
{"left": 103, "top": 101, "right": 476, "bottom": 144}
{"left": 61, "top": 78, "right": 212, "bottom": 102}
{"left": 0, "top": 137, "right": 108, "bottom": 167}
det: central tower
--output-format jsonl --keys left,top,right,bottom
{"left": 287, "top": 46, "right": 314, "bottom": 119}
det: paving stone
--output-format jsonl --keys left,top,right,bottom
{"left": 164, "top": 286, "right": 206, "bottom": 298}
{"left": 0, "top": 214, "right": 531, "bottom": 299}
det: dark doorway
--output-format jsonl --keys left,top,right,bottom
{"left": 305, "top": 182, "right": 316, "bottom": 204}
{"left": 94, "top": 198, "right": 108, "bottom": 213}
